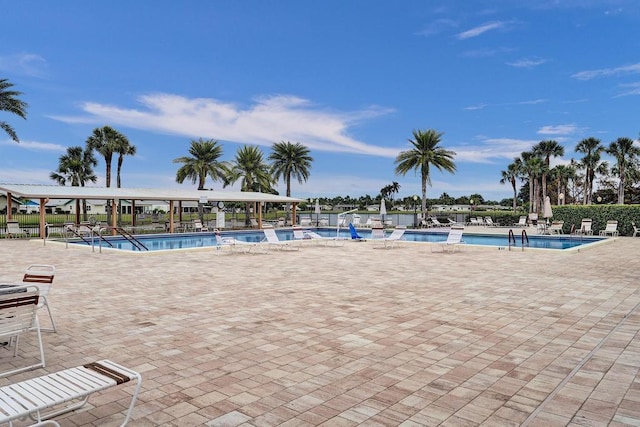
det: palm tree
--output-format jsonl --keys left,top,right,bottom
{"left": 533, "top": 140, "right": 564, "bottom": 205}
{"left": 173, "top": 138, "right": 227, "bottom": 189}
{"left": 50, "top": 146, "right": 98, "bottom": 219}
{"left": 86, "top": 126, "right": 128, "bottom": 188}
{"left": 268, "top": 141, "right": 313, "bottom": 197}
{"left": 0, "top": 78, "right": 28, "bottom": 142}
{"left": 500, "top": 159, "right": 521, "bottom": 212}
{"left": 114, "top": 136, "right": 136, "bottom": 189}
{"left": 394, "top": 129, "right": 456, "bottom": 217}
{"left": 606, "top": 137, "right": 640, "bottom": 204}
{"left": 520, "top": 152, "right": 545, "bottom": 213}
{"left": 225, "top": 145, "right": 274, "bottom": 225}
{"left": 551, "top": 164, "right": 576, "bottom": 205}
{"left": 575, "top": 137, "right": 605, "bottom": 204}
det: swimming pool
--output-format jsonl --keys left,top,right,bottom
{"left": 67, "top": 228, "right": 605, "bottom": 251}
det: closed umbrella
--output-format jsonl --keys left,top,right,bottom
{"left": 380, "top": 199, "right": 387, "bottom": 225}
{"left": 315, "top": 199, "right": 321, "bottom": 226}
{"left": 543, "top": 196, "right": 553, "bottom": 219}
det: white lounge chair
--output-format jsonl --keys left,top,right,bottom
{"left": 373, "top": 227, "right": 406, "bottom": 249}
{"left": 6, "top": 221, "right": 29, "bottom": 238}
{"left": 214, "top": 232, "right": 266, "bottom": 254}
{"left": 302, "top": 230, "right": 347, "bottom": 247}
{"left": 484, "top": 217, "right": 500, "bottom": 227}
{"left": 299, "top": 217, "right": 312, "bottom": 227}
{"left": 575, "top": 218, "right": 593, "bottom": 235}
{"left": 599, "top": 220, "right": 619, "bottom": 237}
{"left": 548, "top": 220, "right": 565, "bottom": 235}
{"left": 430, "top": 217, "right": 445, "bottom": 227}
{"left": 468, "top": 217, "right": 481, "bottom": 226}
{"left": 370, "top": 227, "right": 385, "bottom": 239}
{"left": 0, "top": 359, "right": 141, "bottom": 426}
{"left": 352, "top": 214, "right": 362, "bottom": 227}
{"left": 193, "top": 219, "right": 208, "bottom": 232}
{"left": 514, "top": 216, "right": 527, "bottom": 227}
{"left": 0, "top": 284, "right": 45, "bottom": 378}
{"left": 262, "top": 228, "right": 299, "bottom": 251}
{"left": 22, "top": 264, "right": 57, "bottom": 333}
{"left": 633, "top": 222, "right": 640, "bottom": 237}
{"left": 431, "top": 225, "right": 465, "bottom": 253}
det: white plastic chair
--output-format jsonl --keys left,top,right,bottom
{"left": 22, "top": 264, "right": 57, "bottom": 333}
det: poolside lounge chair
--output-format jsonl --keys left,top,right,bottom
{"left": 370, "top": 227, "right": 385, "bottom": 239}
{"left": 193, "top": 219, "right": 208, "bottom": 232}
{"left": 633, "top": 222, "right": 640, "bottom": 237}
{"left": 599, "top": 220, "right": 619, "bottom": 237}
{"left": 514, "top": 216, "right": 527, "bottom": 227}
{"left": 468, "top": 217, "right": 481, "bottom": 226}
{"left": 0, "top": 359, "right": 141, "bottom": 426}
{"left": 575, "top": 218, "right": 593, "bottom": 235}
{"left": 22, "top": 264, "right": 57, "bottom": 333}
{"left": 348, "top": 223, "right": 364, "bottom": 241}
{"left": 262, "top": 228, "right": 299, "bottom": 251}
{"left": 484, "top": 217, "right": 500, "bottom": 227}
{"left": 431, "top": 225, "right": 465, "bottom": 253}
{"left": 302, "top": 230, "right": 347, "bottom": 247}
{"left": 299, "top": 217, "right": 312, "bottom": 227}
{"left": 430, "top": 217, "right": 446, "bottom": 227}
{"left": 528, "top": 213, "right": 539, "bottom": 226}
{"left": 373, "top": 226, "right": 406, "bottom": 249}
{"left": 6, "top": 220, "right": 29, "bottom": 238}
{"left": 351, "top": 215, "right": 361, "bottom": 227}
{"left": 548, "top": 220, "right": 565, "bottom": 235}
{"left": 214, "top": 232, "right": 267, "bottom": 254}
{"left": 0, "top": 284, "right": 45, "bottom": 378}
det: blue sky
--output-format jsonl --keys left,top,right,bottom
{"left": 1, "top": 0, "right": 640, "bottom": 202}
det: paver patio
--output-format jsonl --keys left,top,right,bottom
{"left": 0, "top": 234, "right": 638, "bottom": 426}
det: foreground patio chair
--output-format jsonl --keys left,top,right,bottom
{"left": 373, "top": 226, "right": 406, "bottom": 249}
{"left": 262, "top": 228, "right": 299, "bottom": 251}
{"left": 6, "top": 221, "right": 29, "bottom": 238}
{"left": 431, "top": 225, "right": 465, "bottom": 253}
{"left": 0, "top": 284, "right": 45, "bottom": 378}
{"left": 214, "top": 231, "right": 267, "bottom": 254}
{"left": 22, "top": 264, "right": 57, "bottom": 333}
{"left": 0, "top": 359, "right": 141, "bottom": 426}
{"left": 575, "top": 218, "right": 593, "bottom": 235}
{"left": 599, "top": 220, "right": 619, "bottom": 237}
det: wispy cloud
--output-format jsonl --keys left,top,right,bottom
{"left": 457, "top": 21, "right": 508, "bottom": 40}
{"left": 506, "top": 57, "right": 547, "bottom": 68}
{"left": 0, "top": 139, "right": 65, "bottom": 152}
{"left": 537, "top": 124, "right": 578, "bottom": 135}
{"left": 571, "top": 62, "right": 640, "bottom": 80}
{"left": 0, "top": 53, "right": 48, "bottom": 78}
{"left": 461, "top": 46, "right": 515, "bottom": 58}
{"left": 463, "top": 99, "right": 547, "bottom": 110}
{"left": 451, "top": 137, "right": 538, "bottom": 163}
{"left": 416, "top": 18, "right": 458, "bottom": 37}
{"left": 51, "top": 93, "right": 399, "bottom": 157}
{"left": 614, "top": 82, "right": 640, "bottom": 97}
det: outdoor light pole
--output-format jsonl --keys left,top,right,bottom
{"left": 412, "top": 195, "right": 418, "bottom": 228}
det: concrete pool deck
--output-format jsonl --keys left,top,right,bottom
{"left": 0, "top": 232, "right": 638, "bottom": 426}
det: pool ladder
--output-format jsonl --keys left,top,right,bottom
{"left": 508, "top": 229, "right": 529, "bottom": 251}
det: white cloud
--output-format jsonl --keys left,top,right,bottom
{"left": 463, "top": 98, "right": 546, "bottom": 110}
{"left": 457, "top": 21, "right": 507, "bottom": 40}
{"left": 0, "top": 53, "right": 48, "bottom": 78}
{"left": 614, "top": 82, "right": 640, "bottom": 97}
{"left": 52, "top": 93, "right": 400, "bottom": 158}
{"left": 0, "top": 139, "right": 65, "bottom": 152}
{"left": 506, "top": 58, "right": 547, "bottom": 68}
{"left": 537, "top": 124, "right": 578, "bottom": 135}
{"left": 571, "top": 62, "right": 640, "bottom": 80}
{"left": 451, "top": 137, "right": 538, "bottom": 163}
{"left": 416, "top": 18, "right": 458, "bottom": 37}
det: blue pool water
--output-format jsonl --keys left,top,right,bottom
{"left": 68, "top": 229, "right": 605, "bottom": 251}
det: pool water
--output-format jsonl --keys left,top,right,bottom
{"left": 68, "top": 229, "right": 605, "bottom": 251}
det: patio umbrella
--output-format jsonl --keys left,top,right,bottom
{"left": 543, "top": 196, "right": 553, "bottom": 220}
{"left": 380, "top": 198, "right": 387, "bottom": 224}
{"left": 315, "top": 199, "right": 321, "bottom": 226}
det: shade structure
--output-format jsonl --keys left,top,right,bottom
{"left": 543, "top": 196, "right": 553, "bottom": 219}
{"left": 314, "top": 198, "right": 321, "bottom": 214}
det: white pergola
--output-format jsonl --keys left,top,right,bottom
{"left": 0, "top": 184, "right": 306, "bottom": 237}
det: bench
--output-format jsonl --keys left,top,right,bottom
{"left": 0, "top": 359, "right": 141, "bottom": 426}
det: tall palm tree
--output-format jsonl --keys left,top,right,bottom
{"left": 173, "top": 138, "right": 227, "bottom": 189}
{"left": 551, "top": 164, "right": 576, "bottom": 205}
{"left": 575, "top": 137, "right": 605, "bottom": 204}
{"left": 394, "top": 129, "right": 456, "bottom": 217}
{"left": 114, "top": 136, "right": 136, "bottom": 189}
{"left": 225, "top": 145, "right": 274, "bottom": 225}
{"left": 0, "top": 78, "right": 28, "bottom": 142}
{"left": 606, "top": 137, "right": 640, "bottom": 204}
{"left": 86, "top": 126, "right": 127, "bottom": 188}
{"left": 268, "top": 141, "right": 312, "bottom": 222}
{"left": 268, "top": 141, "right": 313, "bottom": 197}
{"left": 533, "top": 140, "right": 564, "bottom": 204}
{"left": 50, "top": 146, "right": 98, "bottom": 219}
{"left": 520, "top": 151, "right": 545, "bottom": 213}
{"left": 500, "top": 159, "right": 521, "bottom": 212}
